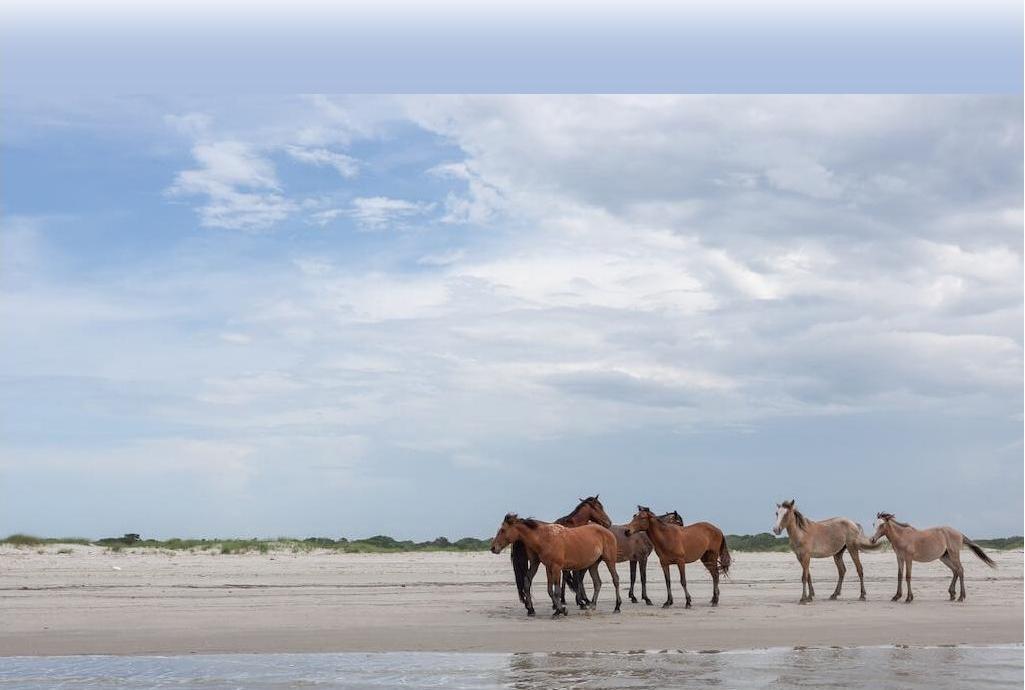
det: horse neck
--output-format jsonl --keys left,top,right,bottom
{"left": 645, "top": 516, "right": 673, "bottom": 547}
{"left": 885, "top": 521, "right": 913, "bottom": 545}
{"left": 784, "top": 512, "right": 810, "bottom": 543}
{"left": 560, "top": 509, "right": 590, "bottom": 527}
{"left": 511, "top": 523, "right": 546, "bottom": 553}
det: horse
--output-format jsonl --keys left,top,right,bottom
{"left": 508, "top": 496, "right": 612, "bottom": 615}
{"left": 773, "top": 498, "right": 882, "bottom": 604}
{"left": 609, "top": 510, "right": 684, "bottom": 605}
{"left": 624, "top": 506, "right": 732, "bottom": 608}
{"left": 870, "top": 512, "right": 996, "bottom": 603}
{"left": 491, "top": 513, "right": 621, "bottom": 617}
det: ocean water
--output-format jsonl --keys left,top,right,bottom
{"left": 0, "top": 645, "right": 1020, "bottom": 689}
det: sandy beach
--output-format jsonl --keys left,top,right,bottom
{"left": 0, "top": 545, "right": 1020, "bottom": 657}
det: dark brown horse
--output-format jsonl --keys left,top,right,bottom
{"left": 610, "top": 510, "right": 684, "bottom": 605}
{"left": 492, "top": 513, "right": 621, "bottom": 617}
{"left": 625, "top": 506, "right": 732, "bottom": 607}
{"left": 509, "top": 496, "right": 612, "bottom": 615}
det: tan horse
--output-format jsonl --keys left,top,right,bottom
{"left": 773, "top": 499, "right": 881, "bottom": 603}
{"left": 509, "top": 496, "right": 612, "bottom": 615}
{"left": 624, "top": 506, "right": 732, "bottom": 608}
{"left": 870, "top": 512, "right": 996, "bottom": 603}
{"left": 491, "top": 513, "right": 621, "bottom": 617}
{"left": 610, "top": 511, "right": 684, "bottom": 605}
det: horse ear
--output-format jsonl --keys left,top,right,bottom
{"left": 594, "top": 493, "right": 599, "bottom": 500}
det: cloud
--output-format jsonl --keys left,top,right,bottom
{"left": 3, "top": 95, "right": 1021, "bottom": 537}
{"left": 348, "top": 196, "right": 435, "bottom": 230}
{"left": 285, "top": 145, "right": 359, "bottom": 178}
{"left": 167, "top": 141, "right": 295, "bottom": 229}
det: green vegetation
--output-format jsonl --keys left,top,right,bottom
{"left": 1, "top": 534, "right": 90, "bottom": 546}
{"left": 974, "top": 536, "right": 1023, "bottom": 550}
{"left": 2, "top": 532, "right": 1020, "bottom": 553}
{"left": 724, "top": 533, "right": 792, "bottom": 552}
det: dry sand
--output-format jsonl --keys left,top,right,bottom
{"left": 0, "top": 544, "right": 1020, "bottom": 656}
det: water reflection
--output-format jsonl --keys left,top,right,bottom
{"left": 0, "top": 645, "right": 1019, "bottom": 689}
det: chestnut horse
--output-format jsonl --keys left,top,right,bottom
{"left": 491, "top": 513, "right": 621, "bottom": 617}
{"left": 610, "top": 510, "right": 684, "bottom": 605}
{"left": 773, "top": 499, "right": 882, "bottom": 603}
{"left": 509, "top": 496, "right": 612, "bottom": 615}
{"left": 871, "top": 512, "right": 996, "bottom": 603}
{"left": 624, "top": 506, "right": 731, "bottom": 608}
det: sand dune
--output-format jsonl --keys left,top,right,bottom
{"left": 0, "top": 545, "right": 1020, "bottom": 656}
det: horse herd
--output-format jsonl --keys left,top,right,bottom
{"left": 489, "top": 496, "right": 997, "bottom": 617}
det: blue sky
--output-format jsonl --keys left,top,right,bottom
{"left": 1, "top": 95, "right": 1022, "bottom": 539}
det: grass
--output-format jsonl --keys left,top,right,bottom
{"left": 2, "top": 533, "right": 1021, "bottom": 553}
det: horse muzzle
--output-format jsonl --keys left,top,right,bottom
{"left": 623, "top": 529, "right": 632, "bottom": 537}
{"left": 772, "top": 527, "right": 782, "bottom": 536}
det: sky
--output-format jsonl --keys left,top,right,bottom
{"left": 1, "top": 95, "right": 1022, "bottom": 540}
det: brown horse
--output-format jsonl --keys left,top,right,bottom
{"left": 509, "top": 496, "right": 613, "bottom": 615}
{"left": 773, "top": 499, "right": 881, "bottom": 603}
{"left": 624, "top": 506, "right": 731, "bottom": 608}
{"left": 492, "top": 513, "right": 621, "bottom": 617}
{"left": 610, "top": 510, "right": 684, "bottom": 605}
{"left": 870, "top": 512, "right": 996, "bottom": 603}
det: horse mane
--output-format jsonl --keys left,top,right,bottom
{"left": 637, "top": 504, "right": 651, "bottom": 513}
{"left": 781, "top": 500, "right": 807, "bottom": 529}
{"left": 557, "top": 495, "right": 600, "bottom": 525}
{"left": 877, "top": 512, "right": 910, "bottom": 528}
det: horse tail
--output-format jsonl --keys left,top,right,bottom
{"left": 511, "top": 540, "right": 530, "bottom": 602}
{"left": 563, "top": 569, "right": 581, "bottom": 594}
{"left": 964, "top": 538, "right": 997, "bottom": 568}
{"left": 854, "top": 523, "right": 884, "bottom": 551}
{"left": 717, "top": 536, "right": 732, "bottom": 577}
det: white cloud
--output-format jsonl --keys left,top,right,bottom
{"left": 348, "top": 196, "right": 435, "bottom": 230}
{"left": 285, "top": 145, "right": 359, "bottom": 178}
{"left": 167, "top": 141, "right": 295, "bottom": 229}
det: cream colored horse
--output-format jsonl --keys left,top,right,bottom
{"left": 871, "top": 512, "right": 996, "bottom": 603}
{"left": 773, "top": 499, "right": 882, "bottom": 603}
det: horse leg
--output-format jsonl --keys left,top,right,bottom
{"left": 807, "top": 562, "right": 816, "bottom": 601}
{"left": 606, "top": 556, "right": 622, "bottom": 612}
{"left": 849, "top": 548, "right": 867, "bottom": 601}
{"left": 576, "top": 570, "right": 590, "bottom": 609}
{"left": 948, "top": 549, "right": 966, "bottom": 602}
{"left": 940, "top": 554, "right": 958, "bottom": 601}
{"left": 525, "top": 557, "right": 540, "bottom": 615}
{"left": 549, "top": 567, "right": 567, "bottom": 617}
{"left": 703, "top": 554, "right": 719, "bottom": 606}
{"left": 903, "top": 557, "right": 913, "bottom": 603}
{"left": 586, "top": 563, "right": 602, "bottom": 610}
{"left": 640, "top": 556, "right": 652, "bottom": 605}
{"left": 799, "top": 555, "right": 811, "bottom": 604}
{"left": 677, "top": 561, "right": 692, "bottom": 609}
{"left": 661, "top": 562, "right": 674, "bottom": 607}
{"left": 892, "top": 555, "right": 904, "bottom": 601}
{"left": 629, "top": 560, "right": 638, "bottom": 603}
{"left": 830, "top": 546, "right": 846, "bottom": 600}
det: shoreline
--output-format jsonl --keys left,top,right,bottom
{"left": 2, "top": 547, "right": 1021, "bottom": 657}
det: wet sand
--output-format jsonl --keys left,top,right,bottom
{"left": 0, "top": 545, "right": 1020, "bottom": 656}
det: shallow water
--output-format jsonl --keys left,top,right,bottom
{"left": 0, "top": 645, "right": 1020, "bottom": 689}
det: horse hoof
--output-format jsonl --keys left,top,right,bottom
{"left": 614, "top": 606, "right": 621, "bottom": 613}
{"left": 859, "top": 595, "right": 866, "bottom": 601}
{"left": 828, "top": 594, "right": 838, "bottom": 600}
{"left": 891, "top": 595, "right": 901, "bottom": 602}
{"left": 644, "top": 599, "right": 653, "bottom": 606}
{"left": 684, "top": 602, "right": 692, "bottom": 609}
{"left": 662, "top": 602, "right": 673, "bottom": 608}
{"left": 710, "top": 600, "right": 718, "bottom": 607}
{"left": 629, "top": 596, "right": 638, "bottom": 604}
{"left": 527, "top": 610, "right": 535, "bottom": 617}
